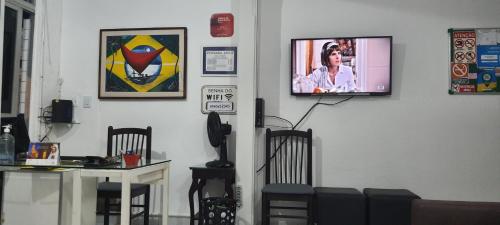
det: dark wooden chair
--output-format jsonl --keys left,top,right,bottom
{"left": 97, "top": 126, "right": 152, "bottom": 225}
{"left": 261, "top": 128, "right": 314, "bottom": 225}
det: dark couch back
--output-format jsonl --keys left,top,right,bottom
{"left": 411, "top": 199, "right": 500, "bottom": 225}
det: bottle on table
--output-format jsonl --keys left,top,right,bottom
{"left": 0, "top": 125, "right": 15, "bottom": 163}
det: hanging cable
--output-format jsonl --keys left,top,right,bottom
{"left": 264, "top": 115, "right": 293, "bottom": 128}
{"left": 256, "top": 96, "right": 354, "bottom": 173}
{"left": 264, "top": 125, "right": 292, "bottom": 129}
{"left": 40, "top": 125, "right": 53, "bottom": 142}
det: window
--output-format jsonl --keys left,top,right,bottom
{"left": 1, "top": 0, "right": 35, "bottom": 123}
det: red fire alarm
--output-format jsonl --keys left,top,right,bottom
{"left": 210, "top": 13, "right": 234, "bottom": 37}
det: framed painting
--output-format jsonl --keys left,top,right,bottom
{"left": 99, "top": 27, "right": 187, "bottom": 99}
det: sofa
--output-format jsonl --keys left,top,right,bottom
{"left": 411, "top": 199, "right": 500, "bottom": 225}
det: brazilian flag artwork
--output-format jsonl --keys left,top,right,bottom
{"left": 99, "top": 28, "right": 187, "bottom": 99}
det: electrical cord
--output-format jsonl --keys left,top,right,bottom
{"left": 38, "top": 105, "right": 53, "bottom": 142}
{"left": 264, "top": 125, "right": 292, "bottom": 129}
{"left": 256, "top": 96, "right": 354, "bottom": 173}
{"left": 40, "top": 106, "right": 52, "bottom": 123}
{"left": 40, "top": 125, "right": 53, "bottom": 142}
{"left": 41, "top": 110, "right": 51, "bottom": 123}
{"left": 264, "top": 115, "right": 293, "bottom": 128}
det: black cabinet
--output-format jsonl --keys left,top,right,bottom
{"left": 188, "top": 166, "right": 235, "bottom": 225}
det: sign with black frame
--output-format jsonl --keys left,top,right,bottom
{"left": 202, "top": 47, "right": 237, "bottom": 76}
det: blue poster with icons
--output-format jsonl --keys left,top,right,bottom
{"left": 477, "top": 45, "right": 500, "bottom": 68}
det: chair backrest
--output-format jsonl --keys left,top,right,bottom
{"left": 107, "top": 126, "right": 152, "bottom": 160}
{"left": 265, "top": 128, "right": 312, "bottom": 185}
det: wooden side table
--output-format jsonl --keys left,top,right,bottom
{"left": 188, "top": 166, "right": 235, "bottom": 225}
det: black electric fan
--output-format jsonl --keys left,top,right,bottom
{"left": 206, "top": 111, "right": 234, "bottom": 168}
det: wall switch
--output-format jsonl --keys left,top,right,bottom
{"left": 83, "top": 96, "right": 91, "bottom": 108}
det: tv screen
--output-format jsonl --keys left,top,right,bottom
{"left": 291, "top": 36, "right": 392, "bottom": 96}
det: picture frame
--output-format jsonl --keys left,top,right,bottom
{"left": 98, "top": 27, "right": 187, "bottom": 99}
{"left": 26, "top": 142, "right": 60, "bottom": 166}
{"left": 202, "top": 47, "right": 237, "bottom": 76}
{"left": 448, "top": 28, "right": 500, "bottom": 94}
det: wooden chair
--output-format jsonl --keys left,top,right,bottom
{"left": 261, "top": 128, "right": 314, "bottom": 225}
{"left": 97, "top": 126, "right": 152, "bottom": 225}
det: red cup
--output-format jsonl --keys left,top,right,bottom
{"left": 123, "top": 154, "right": 141, "bottom": 167}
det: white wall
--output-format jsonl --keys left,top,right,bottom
{"left": 257, "top": 0, "right": 500, "bottom": 207}
{"left": 29, "top": 0, "right": 63, "bottom": 140}
{"left": 234, "top": 0, "right": 256, "bottom": 224}
{"left": 53, "top": 0, "right": 252, "bottom": 218}
{"left": 255, "top": 0, "right": 283, "bottom": 223}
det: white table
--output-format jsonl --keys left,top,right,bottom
{"left": 1, "top": 159, "right": 171, "bottom": 225}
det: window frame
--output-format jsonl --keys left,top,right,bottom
{"left": 1, "top": 0, "right": 35, "bottom": 117}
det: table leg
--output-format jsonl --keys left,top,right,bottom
{"left": 71, "top": 170, "right": 82, "bottom": 225}
{"left": 162, "top": 164, "right": 170, "bottom": 225}
{"left": 188, "top": 177, "right": 198, "bottom": 225}
{"left": 198, "top": 179, "right": 206, "bottom": 225}
{"left": 121, "top": 173, "right": 131, "bottom": 225}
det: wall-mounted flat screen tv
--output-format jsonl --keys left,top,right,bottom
{"left": 291, "top": 36, "right": 392, "bottom": 96}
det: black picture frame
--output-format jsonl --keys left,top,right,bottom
{"left": 202, "top": 47, "right": 237, "bottom": 75}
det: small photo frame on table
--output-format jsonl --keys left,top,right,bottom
{"left": 26, "top": 142, "right": 60, "bottom": 166}
{"left": 202, "top": 47, "right": 237, "bottom": 76}
{"left": 98, "top": 27, "right": 187, "bottom": 99}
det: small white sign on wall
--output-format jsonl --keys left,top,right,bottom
{"left": 201, "top": 85, "right": 237, "bottom": 114}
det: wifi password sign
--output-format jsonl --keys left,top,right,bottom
{"left": 206, "top": 93, "right": 233, "bottom": 101}
{"left": 202, "top": 85, "right": 237, "bottom": 114}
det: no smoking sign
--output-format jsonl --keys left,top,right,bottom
{"left": 451, "top": 63, "right": 468, "bottom": 79}
{"left": 465, "top": 39, "right": 475, "bottom": 48}
{"left": 452, "top": 31, "right": 477, "bottom": 64}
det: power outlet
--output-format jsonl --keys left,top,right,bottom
{"left": 235, "top": 185, "right": 242, "bottom": 208}
{"left": 83, "top": 96, "right": 92, "bottom": 108}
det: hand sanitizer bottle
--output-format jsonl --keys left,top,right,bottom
{"left": 0, "top": 125, "right": 15, "bottom": 163}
